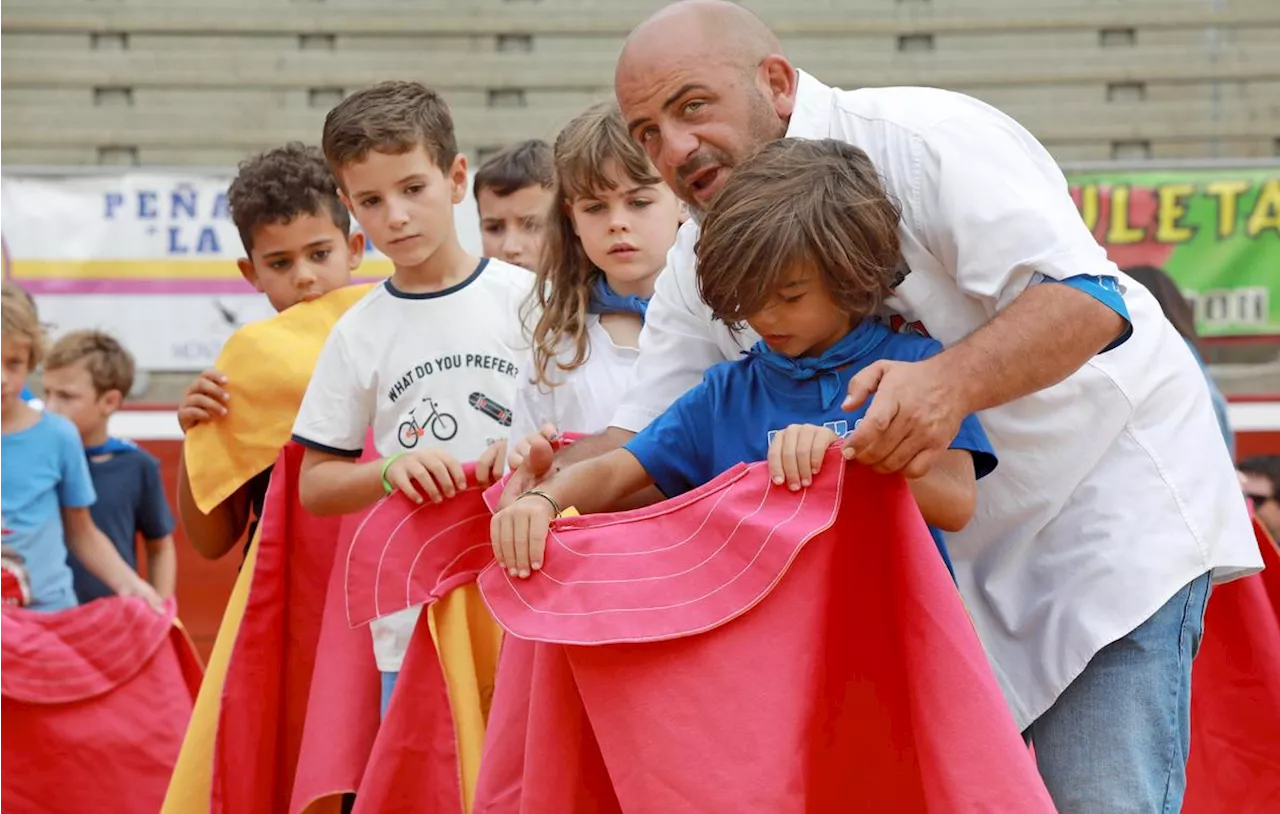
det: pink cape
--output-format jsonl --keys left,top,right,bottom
{"left": 342, "top": 449, "right": 1053, "bottom": 812}
{"left": 2, "top": 597, "right": 203, "bottom": 814}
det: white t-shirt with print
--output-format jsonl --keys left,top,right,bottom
{"left": 613, "top": 72, "right": 1262, "bottom": 728}
{"left": 293, "top": 258, "right": 532, "bottom": 672}
{"left": 508, "top": 314, "right": 640, "bottom": 446}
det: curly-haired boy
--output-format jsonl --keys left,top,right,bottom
{"left": 176, "top": 143, "right": 365, "bottom": 560}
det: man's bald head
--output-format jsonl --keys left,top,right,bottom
{"left": 620, "top": 0, "right": 783, "bottom": 78}
{"left": 614, "top": 1, "right": 798, "bottom": 210}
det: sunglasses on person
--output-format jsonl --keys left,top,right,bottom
{"left": 1245, "top": 490, "right": 1277, "bottom": 509}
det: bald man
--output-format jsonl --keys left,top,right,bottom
{"left": 503, "top": 2, "right": 1260, "bottom": 811}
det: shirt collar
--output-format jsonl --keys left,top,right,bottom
{"left": 783, "top": 69, "right": 835, "bottom": 142}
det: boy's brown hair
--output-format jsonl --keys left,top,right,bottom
{"left": 45, "top": 330, "right": 135, "bottom": 397}
{"left": 695, "top": 138, "right": 902, "bottom": 327}
{"left": 227, "top": 142, "right": 351, "bottom": 253}
{"left": 322, "top": 81, "right": 458, "bottom": 178}
{"left": 1, "top": 282, "right": 46, "bottom": 367}
{"left": 473, "top": 139, "right": 554, "bottom": 199}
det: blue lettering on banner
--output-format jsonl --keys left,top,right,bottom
{"left": 138, "top": 191, "right": 158, "bottom": 219}
{"left": 170, "top": 185, "right": 197, "bottom": 219}
{"left": 100, "top": 181, "right": 235, "bottom": 257}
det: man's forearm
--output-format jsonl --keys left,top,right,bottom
{"left": 942, "top": 283, "right": 1127, "bottom": 415}
{"left": 552, "top": 426, "right": 635, "bottom": 471}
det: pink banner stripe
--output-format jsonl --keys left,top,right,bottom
{"left": 17, "top": 276, "right": 385, "bottom": 296}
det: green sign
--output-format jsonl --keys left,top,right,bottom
{"left": 1064, "top": 166, "right": 1280, "bottom": 337}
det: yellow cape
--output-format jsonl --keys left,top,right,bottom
{"left": 183, "top": 284, "right": 374, "bottom": 514}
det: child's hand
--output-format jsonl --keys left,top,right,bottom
{"left": 178, "top": 369, "right": 229, "bottom": 433}
{"left": 507, "top": 423, "right": 559, "bottom": 471}
{"left": 767, "top": 424, "right": 850, "bottom": 491}
{"left": 476, "top": 439, "right": 507, "bottom": 487}
{"left": 118, "top": 577, "right": 165, "bottom": 613}
{"left": 490, "top": 492, "right": 557, "bottom": 578}
{"left": 384, "top": 449, "right": 468, "bottom": 504}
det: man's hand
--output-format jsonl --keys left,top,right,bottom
{"left": 476, "top": 439, "right": 507, "bottom": 487}
{"left": 499, "top": 430, "right": 559, "bottom": 509}
{"left": 841, "top": 357, "right": 966, "bottom": 479}
{"left": 178, "top": 369, "right": 229, "bottom": 433}
{"left": 507, "top": 423, "right": 559, "bottom": 471}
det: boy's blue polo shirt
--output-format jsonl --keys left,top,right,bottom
{"left": 625, "top": 320, "right": 998, "bottom": 575}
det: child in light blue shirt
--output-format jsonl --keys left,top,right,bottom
{"left": 1, "top": 282, "right": 162, "bottom": 611}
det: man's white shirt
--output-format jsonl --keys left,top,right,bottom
{"left": 613, "top": 71, "right": 1262, "bottom": 728}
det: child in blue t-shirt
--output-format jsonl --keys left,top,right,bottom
{"left": 1, "top": 283, "right": 163, "bottom": 612}
{"left": 490, "top": 138, "right": 997, "bottom": 579}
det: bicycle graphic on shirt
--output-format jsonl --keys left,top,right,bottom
{"left": 397, "top": 397, "right": 458, "bottom": 447}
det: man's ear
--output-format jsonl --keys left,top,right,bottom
{"left": 759, "top": 55, "right": 799, "bottom": 120}
{"left": 237, "top": 258, "right": 264, "bottom": 292}
{"left": 347, "top": 231, "right": 366, "bottom": 270}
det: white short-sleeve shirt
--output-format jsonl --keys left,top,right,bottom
{"left": 613, "top": 71, "right": 1262, "bottom": 727}
{"left": 508, "top": 315, "right": 640, "bottom": 446}
{"left": 293, "top": 258, "right": 532, "bottom": 671}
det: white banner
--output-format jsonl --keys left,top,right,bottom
{"left": 1, "top": 170, "right": 483, "bottom": 369}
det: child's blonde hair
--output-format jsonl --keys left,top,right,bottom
{"left": 1, "top": 282, "right": 46, "bottom": 368}
{"left": 46, "top": 330, "right": 136, "bottom": 398}
{"left": 522, "top": 102, "right": 662, "bottom": 388}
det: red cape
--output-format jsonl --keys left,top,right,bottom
{"left": 1, "top": 597, "right": 203, "bottom": 814}
{"left": 212, "top": 442, "right": 381, "bottom": 814}
{"left": 1184, "top": 517, "right": 1280, "bottom": 813}
{"left": 470, "top": 452, "right": 1056, "bottom": 813}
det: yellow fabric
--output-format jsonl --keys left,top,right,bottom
{"left": 184, "top": 284, "right": 374, "bottom": 513}
{"left": 161, "top": 529, "right": 261, "bottom": 814}
{"left": 427, "top": 584, "right": 505, "bottom": 813}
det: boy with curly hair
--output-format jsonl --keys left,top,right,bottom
{"left": 175, "top": 143, "right": 365, "bottom": 560}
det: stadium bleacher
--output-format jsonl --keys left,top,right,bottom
{"left": 3, "top": 0, "right": 1279, "bottom": 167}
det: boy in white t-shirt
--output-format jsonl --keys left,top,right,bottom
{"left": 292, "top": 81, "right": 530, "bottom": 714}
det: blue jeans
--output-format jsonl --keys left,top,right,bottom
{"left": 1024, "top": 572, "right": 1212, "bottom": 814}
{"left": 380, "top": 670, "right": 399, "bottom": 719}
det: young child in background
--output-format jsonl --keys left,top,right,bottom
{"left": 491, "top": 139, "right": 998, "bottom": 579}
{"left": 175, "top": 142, "right": 366, "bottom": 560}
{"left": 474, "top": 139, "right": 556, "bottom": 271}
{"left": 506, "top": 102, "right": 683, "bottom": 469}
{"left": 43, "top": 330, "right": 177, "bottom": 602}
{"left": 9, "top": 285, "right": 45, "bottom": 410}
{"left": 292, "top": 81, "right": 529, "bottom": 715}
{"left": 0, "top": 282, "right": 162, "bottom": 611}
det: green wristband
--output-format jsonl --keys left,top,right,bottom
{"left": 380, "top": 452, "right": 406, "bottom": 495}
